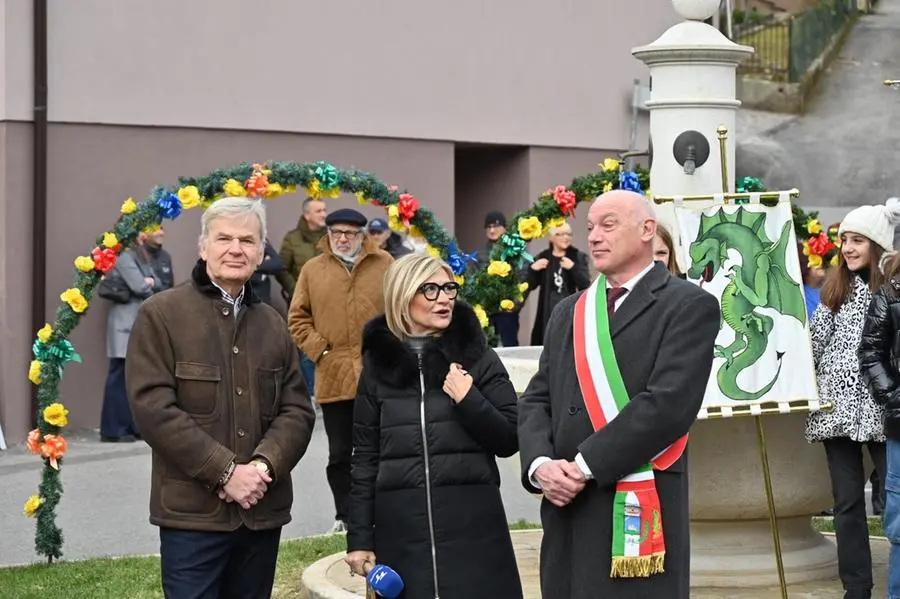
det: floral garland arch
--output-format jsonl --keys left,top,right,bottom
{"left": 23, "top": 158, "right": 650, "bottom": 561}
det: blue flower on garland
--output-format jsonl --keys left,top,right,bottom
{"left": 157, "top": 193, "right": 183, "bottom": 220}
{"left": 314, "top": 161, "right": 340, "bottom": 190}
{"left": 619, "top": 171, "right": 642, "bottom": 193}
{"left": 446, "top": 241, "right": 478, "bottom": 276}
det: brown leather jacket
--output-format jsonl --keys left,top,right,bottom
{"left": 288, "top": 237, "right": 393, "bottom": 404}
{"left": 126, "top": 260, "right": 316, "bottom": 532}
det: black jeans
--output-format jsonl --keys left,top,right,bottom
{"left": 321, "top": 400, "right": 355, "bottom": 522}
{"left": 823, "top": 437, "right": 887, "bottom": 596}
{"left": 100, "top": 358, "right": 137, "bottom": 438}
{"left": 159, "top": 526, "right": 281, "bottom": 599}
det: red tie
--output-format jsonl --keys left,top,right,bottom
{"left": 607, "top": 287, "right": 627, "bottom": 321}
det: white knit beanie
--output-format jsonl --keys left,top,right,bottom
{"left": 838, "top": 198, "right": 900, "bottom": 252}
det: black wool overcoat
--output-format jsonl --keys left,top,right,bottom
{"left": 518, "top": 262, "right": 720, "bottom": 599}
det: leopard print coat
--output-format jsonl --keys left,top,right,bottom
{"left": 804, "top": 274, "right": 885, "bottom": 443}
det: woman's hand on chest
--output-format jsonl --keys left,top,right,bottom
{"left": 442, "top": 363, "right": 473, "bottom": 404}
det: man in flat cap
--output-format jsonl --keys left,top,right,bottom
{"left": 288, "top": 208, "right": 393, "bottom": 533}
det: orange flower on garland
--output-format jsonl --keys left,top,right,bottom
{"left": 397, "top": 193, "right": 420, "bottom": 227}
{"left": 245, "top": 163, "right": 270, "bottom": 197}
{"left": 40, "top": 434, "right": 68, "bottom": 470}
{"left": 26, "top": 429, "right": 42, "bottom": 455}
{"left": 91, "top": 246, "right": 119, "bottom": 274}
{"left": 552, "top": 185, "right": 577, "bottom": 217}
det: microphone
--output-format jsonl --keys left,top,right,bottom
{"left": 364, "top": 563, "right": 405, "bottom": 598}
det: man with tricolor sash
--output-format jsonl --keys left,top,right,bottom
{"left": 518, "top": 190, "right": 720, "bottom": 599}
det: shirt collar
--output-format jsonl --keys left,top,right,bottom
{"left": 606, "top": 261, "right": 656, "bottom": 291}
{"left": 210, "top": 279, "right": 245, "bottom": 314}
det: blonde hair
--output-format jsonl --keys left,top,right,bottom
{"left": 548, "top": 222, "right": 572, "bottom": 237}
{"left": 383, "top": 253, "right": 455, "bottom": 340}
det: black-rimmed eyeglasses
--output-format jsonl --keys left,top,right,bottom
{"left": 418, "top": 282, "right": 460, "bottom": 301}
{"left": 328, "top": 227, "right": 364, "bottom": 240}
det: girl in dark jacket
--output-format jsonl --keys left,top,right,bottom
{"left": 859, "top": 244, "right": 900, "bottom": 598}
{"left": 524, "top": 221, "right": 590, "bottom": 345}
{"left": 345, "top": 253, "right": 523, "bottom": 599}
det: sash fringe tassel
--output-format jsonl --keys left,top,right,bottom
{"left": 610, "top": 553, "right": 665, "bottom": 578}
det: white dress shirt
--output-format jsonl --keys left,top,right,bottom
{"left": 528, "top": 261, "right": 657, "bottom": 488}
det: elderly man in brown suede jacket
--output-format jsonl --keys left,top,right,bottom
{"left": 127, "top": 197, "right": 315, "bottom": 599}
{"left": 288, "top": 207, "right": 392, "bottom": 534}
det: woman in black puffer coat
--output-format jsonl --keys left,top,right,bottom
{"left": 859, "top": 259, "right": 900, "bottom": 597}
{"left": 345, "top": 253, "right": 523, "bottom": 599}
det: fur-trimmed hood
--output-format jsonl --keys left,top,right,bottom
{"left": 361, "top": 302, "right": 488, "bottom": 389}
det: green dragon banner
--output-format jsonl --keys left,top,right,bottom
{"left": 673, "top": 195, "right": 820, "bottom": 418}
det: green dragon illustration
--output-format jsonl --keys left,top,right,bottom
{"left": 686, "top": 207, "right": 807, "bottom": 401}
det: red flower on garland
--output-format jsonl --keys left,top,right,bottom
{"left": 91, "top": 246, "right": 119, "bottom": 274}
{"left": 245, "top": 163, "right": 269, "bottom": 197}
{"left": 397, "top": 193, "right": 420, "bottom": 226}
{"left": 552, "top": 185, "right": 577, "bottom": 217}
{"left": 808, "top": 233, "right": 835, "bottom": 257}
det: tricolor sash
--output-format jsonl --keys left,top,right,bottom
{"left": 573, "top": 276, "right": 688, "bottom": 578}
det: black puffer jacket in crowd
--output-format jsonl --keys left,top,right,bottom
{"left": 346, "top": 302, "right": 523, "bottom": 599}
{"left": 859, "top": 277, "right": 900, "bottom": 439}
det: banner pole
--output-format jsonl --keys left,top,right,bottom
{"left": 716, "top": 125, "right": 730, "bottom": 193}
{"left": 755, "top": 415, "right": 789, "bottom": 599}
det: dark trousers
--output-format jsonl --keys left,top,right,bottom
{"left": 871, "top": 470, "right": 885, "bottom": 514}
{"left": 160, "top": 526, "right": 281, "bottom": 599}
{"left": 321, "top": 400, "right": 354, "bottom": 522}
{"left": 823, "top": 437, "right": 887, "bottom": 596}
{"left": 100, "top": 358, "right": 137, "bottom": 438}
{"left": 489, "top": 312, "right": 520, "bottom": 347}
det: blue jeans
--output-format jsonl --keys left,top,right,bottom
{"left": 885, "top": 438, "right": 900, "bottom": 598}
{"left": 299, "top": 350, "right": 316, "bottom": 398}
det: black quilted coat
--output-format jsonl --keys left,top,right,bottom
{"left": 346, "top": 303, "right": 523, "bottom": 599}
{"left": 859, "top": 278, "right": 900, "bottom": 439}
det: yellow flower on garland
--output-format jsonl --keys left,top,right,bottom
{"left": 223, "top": 178, "right": 247, "bottom": 198}
{"left": 43, "top": 403, "right": 69, "bottom": 428}
{"left": 177, "top": 185, "right": 202, "bottom": 209}
{"left": 801, "top": 240, "right": 811, "bottom": 256}
{"left": 830, "top": 254, "right": 839, "bottom": 267}
{"left": 143, "top": 222, "right": 161, "bottom": 235}
{"left": 306, "top": 179, "right": 323, "bottom": 200}
{"left": 23, "top": 495, "right": 44, "bottom": 517}
{"left": 60, "top": 288, "right": 88, "bottom": 313}
{"left": 408, "top": 225, "right": 424, "bottom": 239}
{"left": 806, "top": 219, "right": 822, "bottom": 235}
{"left": 454, "top": 275, "right": 465, "bottom": 286}
{"left": 286, "top": 185, "right": 298, "bottom": 194}
{"left": 28, "top": 360, "right": 42, "bottom": 385}
{"left": 473, "top": 305, "right": 489, "bottom": 329}
{"left": 355, "top": 191, "right": 368, "bottom": 206}
{"left": 601, "top": 158, "right": 620, "bottom": 172}
{"left": 120, "top": 197, "right": 137, "bottom": 214}
{"left": 265, "top": 183, "right": 285, "bottom": 199}
{"left": 808, "top": 254, "right": 823, "bottom": 268}
{"left": 542, "top": 217, "right": 566, "bottom": 237}
{"left": 387, "top": 205, "right": 405, "bottom": 232}
{"left": 519, "top": 282, "right": 529, "bottom": 294}
{"left": 500, "top": 299, "right": 515, "bottom": 312}
{"left": 37, "top": 324, "right": 53, "bottom": 344}
{"left": 517, "top": 216, "right": 542, "bottom": 241}
{"left": 102, "top": 232, "right": 118, "bottom": 249}
{"left": 74, "top": 256, "right": 95, "bottom": 273}
{"left": 603, "top": 181, "right": 613, "bottom": 193}
{"left": 426, "top": 245, "right": 441, "bottom": 258}
{"left": 487, "top": 261, "right": 512, "bottom": 278}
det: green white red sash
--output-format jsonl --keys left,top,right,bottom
{"left": 573, "top": 276, "right": 687, "bottom": 578}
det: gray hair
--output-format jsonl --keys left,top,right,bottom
{"left": 199, "top": 197, "right": 267, "bottom": 246}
